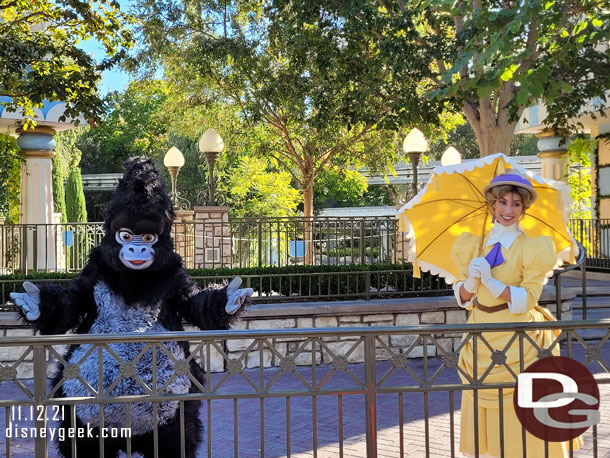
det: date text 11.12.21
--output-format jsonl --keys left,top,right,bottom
{"left": 10, "top": 405, "right": 65, "bottom": 422}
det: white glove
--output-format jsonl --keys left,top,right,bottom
{"left": 483, "top": 276, "right": 507, "bottom": 299}
{"left": 9, "top": 281, "right": 41, "bottom": 321}
{"left": 463, "top": 276, "right": 478, "bottom": 294}
{"left": 225, "top": 277, "right": 254, "bottom": 314}
{"left": 470, "top": 257, "right": 492, "bottom": 283}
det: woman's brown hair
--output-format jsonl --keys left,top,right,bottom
{"left": 485, "top": 185, "right": 534, "bottom": 213}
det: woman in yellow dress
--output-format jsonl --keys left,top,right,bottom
{"left": 450, "top": 173, "right": 581, "bottom": 457}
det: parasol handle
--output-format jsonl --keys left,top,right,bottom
{"left": 478, "top": 206, "right": 489, "bottom": 257}
{"left": 474, "top": 206, "right": 490, "bottom": 289}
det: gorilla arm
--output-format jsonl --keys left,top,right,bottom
{"left": 169, "top": 269, "right": 250, "bottom": 330}
{"left": 15, "top": 259, "right": 98, "bottom": 335}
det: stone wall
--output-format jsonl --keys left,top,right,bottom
{"left": 1, "top": 286, "right": 574, "bottom": 378}
{"left": 193, "top": 206, "right": 231, "bottom": 268}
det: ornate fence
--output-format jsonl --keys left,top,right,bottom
{"left": 0, "top": 218, "right": 605, "bottom": 275}
{"left": 1, "top": 321, "right": 608, "bottom": 457}
{"left": 0, "top": 217, "right": 409, "bottom": 274}
{"left": 569, "top": 219, "right": 610, "bottom": 272}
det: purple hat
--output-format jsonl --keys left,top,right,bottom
{"left": 482, "top": 173, "right": 537, "bottom": 203}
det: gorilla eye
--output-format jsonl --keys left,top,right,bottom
{"left": 118, "top": 230, "right": 133, "bottom": 242}
{"left": 142, "top": 234, "right": 157, "bottom": 244}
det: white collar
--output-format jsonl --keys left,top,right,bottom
{"left": 486, "top": 220, "right": 523, "bottom": 249}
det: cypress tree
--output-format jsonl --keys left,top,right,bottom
{"left": 0, "top": 134, "right": 21, "bottom": 223}
{"left": 65, "top": 168, "right": 88, "bottom": 222}
{"left": 52, "top": 153, "right": 68, "bottom": 222}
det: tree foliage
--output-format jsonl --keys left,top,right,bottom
{"left": 0, "top": 0, "right": 134, "bottom": 127}
{"left": 221, "top": 156, "right": 302, "bottom": 217}
{"left": 78, "top": 80, "right": 171, "bottom": 173}
{"left": 131, "top": 0, "right": 461, "bottom": 221}
{"left": 567, "top": 137, "right": 594, "bottom": 219}
{"left": 430, "top": 0, "right": 610, "bottom": 140}
{"left": 314, "top": 167, "right": 369, "bottom": 210}
{"left": 0, "top": 134, "right": 21, "bottom": 223}
{"left": 65, "top": 168, "right": 87, "bottom": 222}
{"left": 53, "top": 129, "right": 84, "bottom": 222}
{"left": 52, "top": 153, "right": 67, "bottom": 222}
{"left": 253, "top": 0, "right": 609, "bottom": 157}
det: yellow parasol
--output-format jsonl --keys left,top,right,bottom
{"left": 396, "top": 153, "right": 578, "bottom": 283}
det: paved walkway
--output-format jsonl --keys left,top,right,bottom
{"left": 2, "top": 342, "right": 610, "bottom": 458}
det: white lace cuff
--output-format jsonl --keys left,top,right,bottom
{"left": 508, "top": 286, "right": 527, "bottom": 314}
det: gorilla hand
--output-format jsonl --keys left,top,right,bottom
{"left": 10, "top": 281, "right": 41, "bottom": 321}
{"left": 225, "top": 277, "right": 254, "bottom": 314}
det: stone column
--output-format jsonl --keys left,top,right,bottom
{"left": 173, "top": 210, "right": 195, "bottom": 268}
{"left": 590, "top": 123, "right": 610, "bottom": 258}
{"left": 591, "top": 123, "right": 610, "bottom": 220}
{"left": 16, "top": 126, "right": 57, "bottom": 271}
{"left": 193, "top": 206, "right": 231, "bottom": 268}
{"left": 536, "top": 130, "right": 571, "bottom": 182}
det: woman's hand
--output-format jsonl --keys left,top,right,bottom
{"left": 469, "top": 257, "right": 492, "bottom": 283}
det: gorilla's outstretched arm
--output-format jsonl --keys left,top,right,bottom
{"left": 169, "top": 270, "right": 250, "bottom": 330}
{"left": 14, "top": 263, "right": 98, "bottom": 335}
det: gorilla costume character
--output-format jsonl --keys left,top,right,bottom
{"left": 10, "top": 158, "right": 252, "bottom": 458}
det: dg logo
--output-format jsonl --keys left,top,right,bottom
{"left": 514, "top": 356, "right": 600, "bottom": 441}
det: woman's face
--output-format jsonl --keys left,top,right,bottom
{"left": 492, "top": 191, "right": 523, "bottom": 226}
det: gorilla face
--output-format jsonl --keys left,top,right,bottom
{"left": 115, "top": 228, "right": 158, "bottom": 270}
{"left": 103, "top": 213, "right": 171, "bottom": 272}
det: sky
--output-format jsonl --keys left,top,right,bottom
{"left": 80, "top": 39, "right": 132, "bottom": 95}
{"left": 78, "top": 0, "right": 134, "bottom": 96}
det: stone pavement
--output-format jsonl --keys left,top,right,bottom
{"left": 2, "top": 343, "right": 610, "bottom": 458}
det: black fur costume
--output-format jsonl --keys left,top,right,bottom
{"left": 19, "top": 158, "right": 245, "bottom": 458}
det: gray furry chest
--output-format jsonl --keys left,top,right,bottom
{"left": 62, "top": 281, "right": 190, "bottom": 434}
{"left": 88, "top": 280, "right": 163, "bottom": 334}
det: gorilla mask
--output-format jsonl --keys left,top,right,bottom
{"left": 110, "top": 214, "right": 164, "bottom": 270}
{"left": 102, "top": 158, "right": 175, "bottom": 272}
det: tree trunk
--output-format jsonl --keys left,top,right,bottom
{"left": 303, "top": 180, "right": 314, "bottom": 265}
{"left": 462, "top": 100, "right": 520, "bottom": 157}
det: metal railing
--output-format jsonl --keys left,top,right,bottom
{"left": 0, "top": 217, "right": 409, "bottom": 274}
{"left": 0, "top": 269, "right": 451, "bottom": 308}
{"left": 1, "top": 321, "right": 609, "bottom": 457}
{"left": 569, "top": 219, "right": 610, "bottom": 272}
{"left": 2, "top": 218, "right": 606, "bottom": 275}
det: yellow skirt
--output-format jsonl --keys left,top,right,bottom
{"left": 458, "top": 305, "right": 583, "bottom": 457}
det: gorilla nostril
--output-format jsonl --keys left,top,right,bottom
{"left": 128, "top": 247, "right": 135, "bottom": 253}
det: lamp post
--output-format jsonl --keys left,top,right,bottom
{"left": 163, "top": 146, "right": 185, "bottom": 208}
{"left": 198, "top": 128, "right": 225, "bottom": 205}
{"left": 403, "top": 128, "right": 428, "bottom": 197}
{"left": 440, "top": 146, "right": 462, "bottom": 167}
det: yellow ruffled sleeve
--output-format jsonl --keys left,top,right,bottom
{"left": 520, "top": 235, "right": 557, "bottom": 310}
{"left": 450, "top": 232, "right": 482, "bottom": 283}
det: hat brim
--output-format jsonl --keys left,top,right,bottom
{"left": 483, "top": 180, "right": 538, "bottom": 204}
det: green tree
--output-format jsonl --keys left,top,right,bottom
{"left": 132, "top": 0, "right": 460, "bottom": 225}
{"left": 314, "top": 167, "right": 369, "bottom": 210}
{"left": 567, "top": 137, "right": 594, "bottom": 219}
{"left": 0, "top": 0, "right": 134, "bottom": 127}
{"left": 0, "top": 134, "right": 21, "bottom": 223}
{"left": 53, "top": 129, "right": 84, "bottom": 222}
{"left": 427, "top": 124, "right": 539, "bottom": 160}
{"left": 221, "top": 156, "right": 302, "bottom": 217}
{"left": 430, "top": 0, "right": 610, "bottom": 149}
{"left": 52, "top": 153, "right": 67, "bottom": 222}
{"left": 79, "top": 80, "right": 172, "bottom": 173}
{"left": 65, "top": 168, "right": 88, "bottom": 222}
{"left": 260, "top": 0, "right": 610, "bottom": 157}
